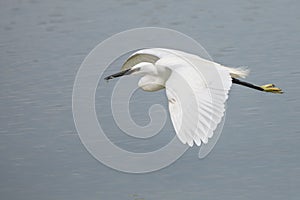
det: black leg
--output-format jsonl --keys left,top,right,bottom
{"left": 232, "top": 78, "right": 264, "bottom": 91}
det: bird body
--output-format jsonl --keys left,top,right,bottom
{"left": 105, "top": 48, "right": 282, "bottom": 147}
{"left": 128, "top": 48, "right": 249, "bottom": 91}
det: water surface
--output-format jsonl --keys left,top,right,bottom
{"left": 1, "top": 0, "right": 299, "bottom": 199}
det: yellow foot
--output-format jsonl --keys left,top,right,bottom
{"left": 260, "top": 84, "right": 283, "bottom": 94}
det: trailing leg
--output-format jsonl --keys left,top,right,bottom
{"left": 232, "top": 78, "right": 283, "bottom": 94}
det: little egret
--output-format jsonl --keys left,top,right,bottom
{"left": 105, "top": 48, "right": 282, "bottom": 147}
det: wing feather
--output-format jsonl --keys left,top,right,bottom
{"left": 159, "top": 50, "right": 232, "bottom": 146}
{"left": 121, "top": 53, "right": 160, "bottom": 71}
{"left": 129, "top": 48, "right": 233, "bottom": 146}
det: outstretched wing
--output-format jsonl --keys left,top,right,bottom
{"left": 158, "top": 50, "right": 232, "bottom": 147}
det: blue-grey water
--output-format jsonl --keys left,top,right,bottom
{"left": 1, "top": 0, "right": 300, "bottom": 199}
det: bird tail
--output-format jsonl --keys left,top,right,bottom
{"left": 223, "top": 66, "right": 250, "bottom": 79}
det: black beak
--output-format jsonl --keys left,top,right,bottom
{"left": 104, "top": 68, "right": 131, "bottom": 81}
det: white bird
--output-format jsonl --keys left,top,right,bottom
{"left": 105, "top": 48, "right": 282, "bottom": 147}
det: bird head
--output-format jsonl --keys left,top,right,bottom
{"left": 104, "top": 62, "right": 156, "bottom": 81}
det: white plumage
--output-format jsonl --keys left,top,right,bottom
{"left": 105, "top": 48, "right": 281, "bottom": 147}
